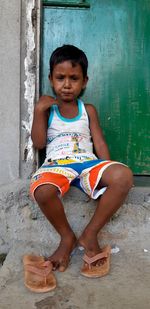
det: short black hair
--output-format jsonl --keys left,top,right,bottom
{"left": 49, "top": 44, "right": 88, "bottom": 78}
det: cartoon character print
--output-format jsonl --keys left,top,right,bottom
{"left": 71, "top": 134, "right": 85, "bottom": 153}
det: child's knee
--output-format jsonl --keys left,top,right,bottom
{"left": 112, "top": 165, "right": 133, "bottom": 190}
{"left": 122, "top": 167, "right": 133, "bottom": 189}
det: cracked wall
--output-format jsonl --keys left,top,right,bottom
{"left": 0, "top": 0, "right": 39, "bottom": 186}
{"left": 20, "top": 0, "right": 38, "bottom": 178}
{"left": 0, "top": 0, "right": 39, "bottom": 250}
{"left": 22, "top": 0, "right": 36, "bottom": 163}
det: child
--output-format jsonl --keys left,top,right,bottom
{"left": 30, "top": 44, "right": 133, "bottom": 278}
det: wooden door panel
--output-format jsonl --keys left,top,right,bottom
{"left": 41, "top": 0, "right": 150, "bottom": 174}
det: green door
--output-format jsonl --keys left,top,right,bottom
{"left": 41, "top": 0, "right": 150, "bottom": 175}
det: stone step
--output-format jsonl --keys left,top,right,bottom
{"left": 0, "top": 180, "right": 149, "bottom": 254}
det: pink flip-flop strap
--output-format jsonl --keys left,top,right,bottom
{"left": 83, "top": 251, "right": 108, "bottom": 265}
{"left": 25, "top": 260, "right": 53, "bottom": 277}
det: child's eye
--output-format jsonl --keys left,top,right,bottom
{"left": 56, "top": 75, "right": 64, "bottom": 80}
{"left": 71, "top": 76, "right": 79, "bottom": 81}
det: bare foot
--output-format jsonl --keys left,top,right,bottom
{"left": 78, "top": 231, "right": 106, "bottom": 266}
{"left": 48, "top": 233, "right": 77, "bottom": 272}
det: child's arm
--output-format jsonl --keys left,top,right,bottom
{"left": 31, "top": 95, "right": 57, "bottom": 149}
{"left": 85, "top": 104, "right": 110, "bottom": 160}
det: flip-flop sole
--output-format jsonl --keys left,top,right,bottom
{"left": 81, "top": 245, "right": 111, "bottom": 278}
{"left": 23, "top": 255, "right": 56, "bottom": 293}
{"left": 24, "top": 273, "right": 56, "bottom": 293}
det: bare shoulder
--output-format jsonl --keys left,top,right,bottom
{"left": 84, "top": 103, "right": 99, "bottom": 118}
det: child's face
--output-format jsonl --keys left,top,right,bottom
{"left": 50, "top": 60, "right": 88, "bottom": 103}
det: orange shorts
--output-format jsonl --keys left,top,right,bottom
{"left": 30, "top": 158, "right": 122, "bottom": 200}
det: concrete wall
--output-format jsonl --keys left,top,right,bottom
{"left": 0, "top": 0, "right": 39, "bottom": 186}
{"left": 0, "top": 0, "right": 39, "bottom": 250}
{"left": 0, "top": 1, "right": 21, "bottom": 185}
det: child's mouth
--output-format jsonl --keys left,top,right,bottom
{"left": 62, "top": 92, "right": 73, "bottom": 96}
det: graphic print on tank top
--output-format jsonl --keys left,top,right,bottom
{"left": 46, "top": 99, "right": 97, "bottom": 161}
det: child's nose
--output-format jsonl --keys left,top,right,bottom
{"left": 64, "top": 78, "right": 71, "bottom": 88}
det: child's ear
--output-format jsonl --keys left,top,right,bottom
{"left": 49, "top": 74, "right": 53, "bottom": 87}
{"left": 82, "top": 76, "right": 89, "bottom": 89}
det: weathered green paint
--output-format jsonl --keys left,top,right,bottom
{"left": 41, "top": 0, "right": 150, "bottom": 175}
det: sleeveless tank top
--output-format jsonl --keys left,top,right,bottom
{"left": 46, "top": 99, "right": 97, "bottom": 161}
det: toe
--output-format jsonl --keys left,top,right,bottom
{"left": 58, "top": 261, "right": 68, "bottom": 272}
{"left": 96, "top": 257, "right": 107, "bottom": 266}
{"left": 51, "top": 261, "right": 60, "bottom": 271}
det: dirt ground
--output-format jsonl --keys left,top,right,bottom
{"left": 0, "top": 222, "right": 149, "bottom": 309}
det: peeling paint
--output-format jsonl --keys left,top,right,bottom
{"left": 23, "top": 0, "right": 36, "bottom": 161}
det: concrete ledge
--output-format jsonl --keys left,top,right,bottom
{"left": 0, "top": 179, "right": 150, "bottom": 255}
{"left": 0, "top": 179, "right": 150, "bottom": 296}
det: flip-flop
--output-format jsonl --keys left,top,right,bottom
{"left": 23, "top": 255, "right": 57, "bottom": 293}
{"left": 81, "top": 245, "right": 111, "bottom": 278}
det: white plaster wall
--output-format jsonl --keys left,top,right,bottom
{"left": 0, "top": 1, "right": 21, "bottom": 185}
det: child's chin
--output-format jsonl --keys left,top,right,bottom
{"left": 61, "top": 96, "right": 74, "bottom": 102}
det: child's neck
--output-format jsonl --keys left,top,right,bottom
{"left": 57, "top": 99, "right": 79, "bottom": 119}
{"left": 58, "top": 99, "right": 78, "bottom": 106}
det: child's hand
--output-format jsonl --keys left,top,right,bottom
{"left": 35, "top": 95, "right": 58, "bottom": 112}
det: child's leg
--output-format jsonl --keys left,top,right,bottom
{"left": 78, "top": 164, "right": 133, "bottom": 257}
{"left": 34, "top": 184, "right": 77, "bottom": 271}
